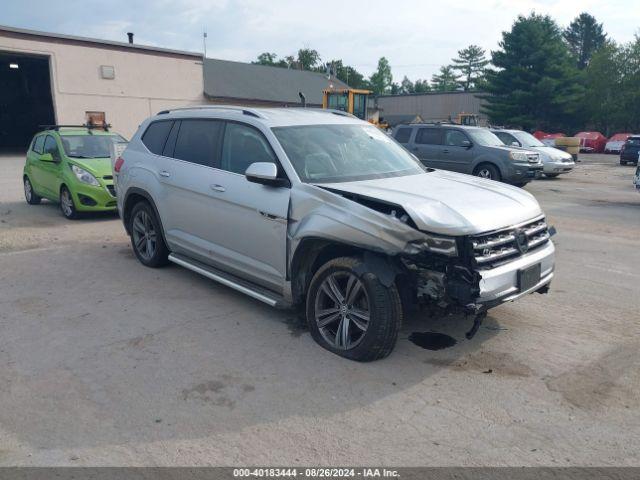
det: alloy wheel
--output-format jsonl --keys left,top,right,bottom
{"left": 61, "top": 189, "right": 74, "bottom": 217}
{"left": 477, "top": 168, "right": 492, "bottom": 179}
{"left": 24, "top": 178, "right": 32, "bottom": 202}
{"left": 132, "top": 210, "right": 157, "bottom": 261}
{"left": 314, "top": 271, "right": 370, "bottom": 350}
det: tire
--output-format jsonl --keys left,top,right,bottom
{"left": 620, "top": 159, "right": 627, "bottom": 165}
{"left": 512, "top": 182, "right": 528, "bottom": 187}
{"left": 60, "top": 186, "right": 78, "bottom": 219}
{"left": 545, "top": 173, "right": 559, "bottom": 178}
{"left": 129, "top": 201, "right": 169, "bottom": 267}
{"left": 24, "top": 176, "right": 41, "bottom": 205}
{"left": 306, "top": 256, "right": 402, "bottom": 362}
{"left": 474, "top": 163, "right": 501, "bottom": 181}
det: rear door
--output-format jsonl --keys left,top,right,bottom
{"left": 37, "top": 135, "right": 63, "bottom": 197}
{"left": 412, "top": 127, "right": 445, "bottom": 168}
{"left": 202, "top": 121, "right": 290, "bottom": 293}
{"left": 440, "top": 128, "right": 475, "bottom": 173}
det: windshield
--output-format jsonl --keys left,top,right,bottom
{"left": 272, "top": 124, "right": 426, "bottom": 183}
{"left": 467, "top": 129, "right": 504, "bottom": 147}
{"left": 512, "top": 131, "right": 545, "bottom": 147}
{"left": 60, "top": 134, "right": 127, "bottom": 158}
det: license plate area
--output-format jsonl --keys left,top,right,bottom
{"left": 518, "top": 263, "right": 541, "bottom": 292}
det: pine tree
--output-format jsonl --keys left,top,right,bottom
{"left": 452, "top": 45, "right": 489, "bottom": 90}
{"left": 431, "top": 66, "right": 458, "bottom": 91}
{"left": 564, "top": 13, "right": 607, "bottom": 69}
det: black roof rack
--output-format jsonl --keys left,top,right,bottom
{"left": 39, "top": 123, "right": 111, "bottom": 132}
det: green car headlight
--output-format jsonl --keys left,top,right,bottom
{"left": 71, "top": 164, "right": 99, "bottom": 186}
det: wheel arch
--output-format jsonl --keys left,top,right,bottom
{"left": 473, "top": 160, "right": 502, "bottom": 178}
{"left": 289, "top": 237, "right": 405, "bottom": 305}
{"left": 122, "top": 188, "right": 167, "bottom": 246}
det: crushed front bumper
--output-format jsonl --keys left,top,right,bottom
{"left": 477, "top": 240, "right": 555, "bottom": 307}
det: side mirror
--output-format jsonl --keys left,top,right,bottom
{"left": 40, "top": 153, "right": 54, "bottom": 162}
{"left": 461, "top": 140, "right": 472, "bottom": 149}
{"left": 245, "top": 162, "right": 288, "bottom": 187}
{"left": 511, "top": 141, "right": 521, "bottom": 147}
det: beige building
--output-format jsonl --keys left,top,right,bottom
{"left": 0, "top": 25, "right": 205, "bottom": 148}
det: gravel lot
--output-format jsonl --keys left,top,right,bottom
{"left": 0, "top": 152, "right": 638, "bottom": 466}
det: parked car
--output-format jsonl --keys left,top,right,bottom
{"left": 620, "top": 136, "right": 640, "bottom": 165}
{"left": 392, "top": 123, "right": 542, "bottom": 186}
{"left": 116, "top": 107, "right": 555, "bottom": 361}
{"left": 604, "top": 133, "right": 634, "bottom": 154}
{"left": 23, "top": 125, "right": 126, "bottom": 218}
{"left": 492, "top": 129, "right": 575, "bottom": 178}
{"left": 575, "top": 131, "right": 607, "bottom": 153}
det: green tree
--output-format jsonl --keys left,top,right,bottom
{"left": 584, "top": 41, "right": 623, "bottom": 134}
{"left": 619, "top": 35, "right": 640, "bottom": 131}
{"left": 413, "top": 79, "right": 431, "bottom": 93}
{"left": 564, "top": 13, "right": 607, "bottom": 69}
{"left": 431, "top": 65, "right": 458, "bottom": 91}
{"left": 400, "top": 76, "right": 414, "bottom": 94}
{"left": 254, "top": 52, "right": 278, "bottom": 66}
{"left": 483, "top": 13, "right": 583, "bottom": 131}
{"left": 452, "top": 45, "right": 489, "bottom": 90}
{"left": 296, "top": 48, "right": 321, "bottom": 71}
{"left": 327, "top": 60, "right": 369, "bottom": 89}
{"left": 369, "top": 57, "right": 393, "bottom": 94}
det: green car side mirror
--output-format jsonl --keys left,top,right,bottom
{"left": 40, "top": 153, "right": 54, "bottom": 162}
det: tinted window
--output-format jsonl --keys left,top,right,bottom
{"left": 32, "top": 135, "right": 45, "bottom": 154}
{"left": 162, "top": 121, "right": 181, "bottom": 157}
{"left": 415, "top": 128, "right": 441, "bottom": 145}
{"left": 221, "top": 123, "right": 276, "bottom": 175}
{"left": 444, "top": 129, "right": 469, "bottom": 147}
{"left": 394, "top": 127, "right": 412, "bottom": 144}
{"left": 43, "top": 135, "right": 60, "bottom": 159}
{"left": 173, "top": 120, "right": 223, "bottom": 167}
{"left": 142, "top": 121, "right": 173, "bottom": 155}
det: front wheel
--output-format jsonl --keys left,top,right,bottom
{"left": 24, "top": 177, "right": 41, "bottom": 205}
{"left": 60, "top": 186, "right": 78, "bottom": 219}
{"left": 306, "top": 256, "right": 402, "bottom": 362}
{"left": 474, "top": 164, "right": 501, "bottom": 181}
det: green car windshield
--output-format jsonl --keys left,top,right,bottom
{"left": 60, "top": 134, "right": 126, "bottom": 159}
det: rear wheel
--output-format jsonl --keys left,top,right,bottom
{"left": 474, "top": 163, "right": 501, "bottom": 181}
{"left": 129, "top": 201, "right": 169, "bottom": 267}
{"left": 60, "top": 186, "right": 78, "bottom": 219}
{"left": 306, "top": 256, "right": 402, "bottom": 362}
{"left": 24, "top": 177, "right": 41, "bottom": 205}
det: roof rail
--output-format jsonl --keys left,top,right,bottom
{"left": 39, "top": 123, "right": 111, "bottom": 132}
{"left": 156, "top": 105, "right": 265, "bottom": 119}
{"left": 290, "top": 107, "right": 357, "bottom": 119}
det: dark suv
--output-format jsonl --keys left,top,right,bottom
{"left": 620, "top": 136, "right": 640, "bottom": 165}
{"left": 393, "top": 123, "right": 543, "bottom": 186}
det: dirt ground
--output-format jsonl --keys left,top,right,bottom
{"left": 0, "top": 152, "right": 638, "bottom": 466}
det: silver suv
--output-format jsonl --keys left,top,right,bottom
{"left": 116, "top": 106, "right": 555, "bottom": 361}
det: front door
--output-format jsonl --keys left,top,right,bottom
{"left": 36, "top": 134, "right": 63, "bottom": 198}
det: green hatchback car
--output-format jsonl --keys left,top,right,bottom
{"left": 23, "top": 126, "right": 126, "bottom": 219}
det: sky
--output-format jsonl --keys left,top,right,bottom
{"left": 3, "top": 0, "right": 638, "bottom": 81}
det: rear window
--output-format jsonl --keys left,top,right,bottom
{"left": 173, "top": 119, "right": 223, "bottom": 167}
{"left": 394, "top": 127, "right": 412, "bottom": 144}
{"left": 415, "top": 128, "right": 441, "bottom": 145}
{"left": 142, "top": 121, "right": 173, "bottom": 155}
{"left": 32, "top": 135, "right": 45, "bottom": 154}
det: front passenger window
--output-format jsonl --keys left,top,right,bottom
{"left": 221, "top": 123, "right": 277, "bottom": 175}
{"left": 43, "top": 135, "right": 60, "bottom": 161}
{"left": 444, "top": 130, "right": 469, "bottom": 147}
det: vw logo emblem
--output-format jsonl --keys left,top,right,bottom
{"left": 515, "top": 229, "right": 529, "bottom": 254}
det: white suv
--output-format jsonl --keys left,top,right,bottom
{"left": 116, "top": 106, "right": 555, "bottom": 361}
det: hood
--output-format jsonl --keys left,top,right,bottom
{"left": 320, "top": 170, "right": 542, "bottom": 236}
{"left": 528, "top": 146, "right": 572, "bottom": 162}
{"left": 67, "top": 157, "right": 113, "bottom": 178}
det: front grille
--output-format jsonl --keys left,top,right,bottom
{"left": 106, "top": 184, "right": 116, "bottom": 197}
{"left": 470, "top": 217, "right": 550, "bottom": 268}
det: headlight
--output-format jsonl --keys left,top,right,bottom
{"left": 509, "top": 151, "right": 529, "bottom": 162}
{"left": 70, "top": 164, "right": 100, "bottom": 186}
{"left": 414, "top": 234, "right": 458, "bottom": 256}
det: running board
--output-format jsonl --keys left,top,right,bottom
{"left": 168, "top": 253, "right": 290, "bottom": 309}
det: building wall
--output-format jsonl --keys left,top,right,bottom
{"left": 0, "top": 31, "right": 206, "bottom": 138}
{"left": 377, "top": 92, "right": 488, "bottom": 125}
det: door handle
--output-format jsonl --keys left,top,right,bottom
{"left": 443, "top": 149, "right": 450, "bottom": 154}
{"left": 159, "top": 170, "right": 171, "bottom": 178}
{"left": 210, "top": 184, "right": 226, "bottom": 192}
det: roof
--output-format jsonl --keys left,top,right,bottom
{"left": 151, "top": 106, "right": 365, "bottom": 128}
{"left": 203, "top": 58, "right": 349, "bottom": 105}
{"left": 0, "top": 24, "right": 201, "bottom": 58}
{"left": 608, "top": 133, "right": 634, "bottom": 141}
{"left": 575, "top": 131, "right": 606, "bottom": 139}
